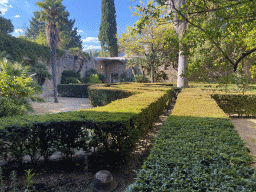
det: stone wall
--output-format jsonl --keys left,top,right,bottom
{"left": 42, "top": 50, "right": 96, "bottom": 89}
{"left": 95, "top": 59, "right": 131, "bottom": 83}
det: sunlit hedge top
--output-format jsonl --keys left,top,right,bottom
{"left": 172, "top": 88, "right": 228, "bottom": 118}
{"left": 89, "top": 91, "right": 166, "bottom": 114}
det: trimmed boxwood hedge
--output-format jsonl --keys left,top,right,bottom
{"left": 57, "top": 84, "right": 93, "bottom": 98}
{"left": 211, "top": 94, "right": 256, "bottom": 117}
{"left": 0, "top": 87, "right": 173, "bottom": 165}
{"left": 88, "top": 83, "right": 176, "bottom": 107}
{"left": 127, "top": 88, "right": 256, "bottom": 191}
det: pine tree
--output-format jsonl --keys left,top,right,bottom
{"left": 98, "top": 0, "right": 118, "bottom": 57}
{"left": 25, "top": 4, "right": 82, "bottom": 50}
{"left": 25, "top": 12, "right": 44, "bottom": 40}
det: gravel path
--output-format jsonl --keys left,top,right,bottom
{"left": 27, "top": 97, "right": 94, "bottom": 115}
{"left": 231, "top": 118, "right": 256, "bottom": 167}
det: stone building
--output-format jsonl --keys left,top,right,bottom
{"left": 23, "top": 49, "right": 178, "bottom": 98}
{"left": 26, "top": 50, "right": 133, "bottom": 90}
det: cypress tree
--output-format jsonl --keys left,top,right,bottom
{"left": 98, "top": 0, "right": 118, "bottom": 57}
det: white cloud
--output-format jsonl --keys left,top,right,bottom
{"left": 83, "top": 45, "right": 101, "bottom": 50}
{"left": 82, "top": 37, "right": 100, "bottom": 43}
{"left": 14, "top": 15, "right": 20, "bottom": 18}
{"left": 0, "top": 0, "right": 12, "bottom": 15}
{"left": 77, "top": 30, "right": 84, "bottom": 33}
{"left": 15, "top": 29, "right": 24, "bottom": 33}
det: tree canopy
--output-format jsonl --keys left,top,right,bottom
{"left": 25, "top": 1, "right": 82, "bottom": 50}
{"left": 119, "top": 1, "right": 178, "bottom": 82}
{"left": 0, "top": 15, "right": 14, "bottom": 34}
{"left": 35, "top": 0, "right": 68, "bottom": 103}
{"left": 98, "top": 0, "right": 118, "bottom": 57}
{"left": 156, "top": 0, "right": 256, "bottom": 72}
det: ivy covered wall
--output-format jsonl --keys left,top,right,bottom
{"left": 0, "top": 32, "right": 65, "bottom": 65}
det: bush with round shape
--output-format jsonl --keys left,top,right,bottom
{"left": 89, "top": 74, "right": 102, "bottom": 84}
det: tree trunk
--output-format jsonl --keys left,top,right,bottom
{"left": 243, "top": 59, "right": 249, "bottom": 91}
{"left": 177, "top": 44, "right": 188, "bottom": 87}
{"left": 150, "top": 46, "right": 155, "bottom": 83}
{"left": 131, "top": 66, "right": 136, "bottom": 76}
{"left": 167, "top": 0, "right": 188, "bottom": 88}
{"left": 139, "top": 65, "right": 145, "bottom": 76}
{"left": 50, "top": 39, "right": 58, "bottom": 103}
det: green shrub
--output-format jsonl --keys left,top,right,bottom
{"left": 127, "top": 88, "right": 256, "bottom": 191}
{"left": 0, "top": 59, "right": 43, "bottom": 117}
{"left": 88, "top": 85, "right": 135, "bottom": 107}
{"left": 134, "top": 74, "right": 150, "bottom": 83}
{"left": 83, "top": 68, "right": 105, "bottom": 83}
{"left": 0, "top": 88, "right": 173, "bottom": 165}
{"left": 83, "top": 68, "right": 97, "bottom": 83}
{"left": 60, "top": 70, "right": 81, "bottom": 84}
{"left": 211, "top": 94, "right": 256, "bottom": 117}
{"left": 98, "top": 73, "right": 106, "bottom": 83}
{"left": 57, "top": 84, "right": 92, "bottom": 98}
{"left": 89, "top": 74, "right": 102, "bottom": 83}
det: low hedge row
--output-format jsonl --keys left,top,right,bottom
{"left": 211, "top": 94, "right": 256, "bottom": 117}
{"left": 57, "top": 84, "right": 94, "bottom": 98}
{"left": 127, "top": 88, "right": 256, "bottom": 191}
{"left": 88, "top": 83, "right": 176, "bottom": 107}
{"left": 88, "top": 85, "right": 137, "bottom": 107}
{"left": 0, "top": 89, "right": 172, "bottom": 165}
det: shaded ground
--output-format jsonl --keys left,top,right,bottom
{"left": 231, "top": 118, "right": 256, "bottom": 167}
{"left": 0, "top": 98, "right": 176, "bottom": 192}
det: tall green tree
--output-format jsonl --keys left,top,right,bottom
{"left": 119, "top": 1, "right": 178, "bottom": 83}
{"left": 98, "top": 0, "right": 118, "bottom": 57}
{"left": 35, "top": 0, "right": 68, "bottom": 103}
{"left": 25, "top": 4, "right": 82, "bottom": 50}
{"left": 156, "top": 0, "right": 256, "bottom": 82}
{"left": 0, "top": 15, "right": 14, "bottom": 34}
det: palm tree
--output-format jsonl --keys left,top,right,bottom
{"left": 35, "top": 0, "right": 67, "bottom": 103}
{"left": 69, "top": 47, "right": 91, "bottom": 75}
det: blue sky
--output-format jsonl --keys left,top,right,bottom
{"left": 0, "top": 0, "right": 148, "bottom": 51}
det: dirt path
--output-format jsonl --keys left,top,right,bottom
{"left": 231, "top": 118, "right": 256, "bottom": 167}
{"left": 27, "top": 97, "right": 94, "bottom": 115}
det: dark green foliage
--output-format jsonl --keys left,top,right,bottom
{"left": 98, "top": 0, "right": 118, "bottom": 57}
{"left": 98, "top": 73, "right": 106, "bottom": 83}
{"left": 25, "top": 4, "right": 82, "bottom": 50}
{"left": 0, "top": 88, "right": 173, "bottom": 166}
{"left": 119, "top": 72, "right": 134, "bottom": 82}
{"left": 0, "top": 32, "right": 65, "bottom": 72}
{"left": 0, "top": 32, "right": 50, "bottom": 64}
{"left": 134, "top": 74, "right": 150, "bottom": 83}
{"left": 88, "top": 86, "right": 134, "bottom": 107}
{"left": 127, "top": 115, "right": 256, "bottom": 191}
{"left": 211, "top": 94, "right": 256, "bottom": 117}
{"left": 83, "top": 68, "right": 98, "bottom": 83}
{"left": 83, "top": 68, "right": 105, "bottom": 83}
{"left": 127, "top": 89, "right": 256, "bottom": 191}
{"left": 57, "top": 84, "right": 91, "bottom": 98}
{"left": 60, "top": 70, "right": 81, "bottom": 84}
{"left": 25, "top": 12, "right": 44, "bottom": 40}
{"left": 0, "top": 16, "right": 14, "bottom": 34}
